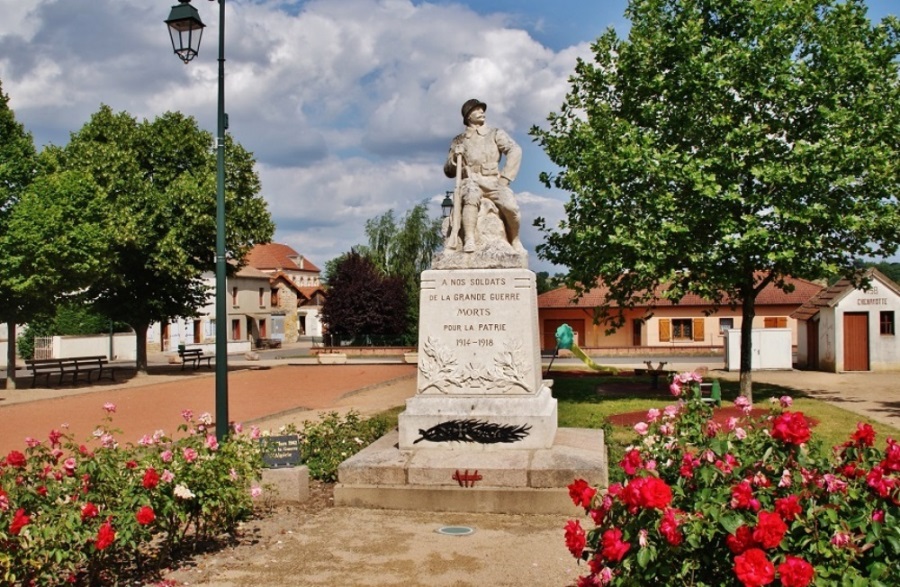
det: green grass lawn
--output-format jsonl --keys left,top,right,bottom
{"left": 372, "top": 374, "right": 896, "bottom": 472}
{"left": 552, "top": 374, "right": 899, "bottom": 474}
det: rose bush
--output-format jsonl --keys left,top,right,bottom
{"left": 565, "top": 374, "right": 900, "bottom": 586}
{"left": 0, "top": 405, "right": 264, "bottom": 586}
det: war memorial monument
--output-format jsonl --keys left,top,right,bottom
{"left": 334, "top": 100, "right": 607, "bottom": 514}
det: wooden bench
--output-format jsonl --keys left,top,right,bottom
{"left": 178, "top": 347, "right": 213, "bottom": 370}
{"left": 25, "top": 355, "right": 114, "bottom": 388}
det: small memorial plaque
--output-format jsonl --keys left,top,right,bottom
{"left": 259, "top": 435, "right": 301, "bottom": 469}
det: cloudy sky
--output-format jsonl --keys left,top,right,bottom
{"left": 0, "top": 0, "right": 895, "bottom": 274}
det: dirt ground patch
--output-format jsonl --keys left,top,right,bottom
{"left": 161, "top": 481, "right": 583, "bottom": 587}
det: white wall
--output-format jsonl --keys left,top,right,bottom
{"left": 834, "top": 283, "right": 900, "bottom": 372}
{"left": 55, "top": 334, "right": 137, "bottom": 361}
{"left": 724, "top": 329, "right": 793, "bottom": 371}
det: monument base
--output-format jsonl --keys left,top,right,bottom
{"left": 335, "top": 427, "right": 608, "bottom": 515}
{"left": 397, "top": 385, "right": 557, "bottom": 450}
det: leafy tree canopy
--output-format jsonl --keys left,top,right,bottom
{"left": 868, "top": 260, "right": 900, "bottom": 284}
{"left": 320, "top": 251, "right": 408, "bottom": 343}
{"left": 355, "top": 201, "right": 442, "bottom": 342}
{"left": 535, "top": 271, "right": 568, "bottom": 295}
{"left": 43, "top": 105, "right": 274, "bottom": 370}
{"left": 532, "top": 0, "right": 900, "bottom": 398}
{"left": 0, "top": 79, "right": 35, "bottom": 222}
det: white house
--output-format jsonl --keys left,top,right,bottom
{"left": 792, "top": 268, "right": 900, "bottom": 372}
{"left": 146, "top": 244, "right": 325, "bottom": 352}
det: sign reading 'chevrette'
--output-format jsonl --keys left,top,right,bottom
{"left": 416, "top": 268, "right": 543, "bottom": 396}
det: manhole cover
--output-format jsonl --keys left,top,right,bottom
{"left": 436, "top": 526, "right": 475, "bottom": 536}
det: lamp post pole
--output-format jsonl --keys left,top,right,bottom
{"left": 213, "top": 0, "right": 229, "bottom": 442}
{"left": 165, "top": 0, "right": 229, "bottom": 440}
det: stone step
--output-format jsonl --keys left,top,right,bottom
{"left": 334, "top": 428, "right": 608, "bottom": 515}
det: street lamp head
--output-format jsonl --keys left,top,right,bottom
{"left": 165, "top": 0, "right": 206, "bottom": 64}
{"left": 441, "top": 191, "right": 454, "bottom": 218}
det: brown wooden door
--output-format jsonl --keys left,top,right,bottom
{"left": 806, "top": 320, "right": 819, "bottom": 370}
{"left": 843, "top": 312, "right": 869, "bottom": 371}
{"left": 632, "top": 319, "right": 643, "bottom": 346}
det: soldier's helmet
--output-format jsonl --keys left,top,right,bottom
{"left": 461, "top": 99, "right": 487, "bottom": 124}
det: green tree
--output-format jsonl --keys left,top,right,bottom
{"left": 0, "top": 79, "right": 38, "bottom": 384}
{"left": 535, "top": 271, "right": 568, "bottom": 294}
{"left": 0, "top": 170, "right": 110, "bottom": 385}
{"left": 320, "top": 251, "right": 408, "bottom": 343}
{"left": 357, "top": 202, "right": 442, "bottom": 342}
{"left": 46, "top": 105, "right": 274, "bottom": 373}
{"left": 869, "top": 260, "right": 900, "bottom": 284}
{"left": 532, "top": 0, "right": 900, "bottom": 400}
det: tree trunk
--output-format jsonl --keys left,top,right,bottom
{"left": 134, "top": 322, "right": 150, "bottom": 376}
{"left": 5, "top": 320, "right": 16, "bottom": 390}
{"left": 739, "top": 290, "right": 756, "bottom": 403}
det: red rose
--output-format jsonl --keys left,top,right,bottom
{"left": 771, "top": 412, "right": 811, "bottom": 445}
{"left": 619, "top": 448, "right": 643, "bottom": 476}
{"left": 95, "top": 520, "right": 116, "bottom": 550}
{"left": 658, "top": 508, "right": 683, "bottom": 546}
{"left": 9, "top": 508, "right": 31, "bottom": 535}
{"left": 752, "top": 511, "right": 787, "bottom": 549}
{"left": 726, "top": 525, "right": 757, "bottom": 554}
{"left": 600, "top": 528, "right": 631, "bottom": 562}
{"left": 638, "top": 476, "right": 673, "bottom": 510}
{"left": 774, "top": 495, "right": 802, "bottom": 522}
{"left": 731, "top": 481, "right": 760, "bottom": 511}
{"left": 883, "top": 438, "right": 900, "bottom": 472}
{"left": 850, "top": 422, "right": 876, "bottom": 447}
{"left": 81, "top": 502, "right": 99, "bottom": 521}
{"left": 142, "top": 467, "right": 160, "bottom": 490}
{"left": 564, "top": 519, "right": 586, "bottom": 558}
{"left": 777, "top": 556, "right": 815, "bottom": 587}
{"left": 135, "top": 505, "right": 156, "bottom": 526}
{"left": 5, "top": 450, "right": 26, "bottom": 468}
{"left": 619, "top": 480, "right": 643, "bottom": 513}
{"left": 734, "top": 548, "right": 775, "bottom": 587}
{"left": 568, "top": 478, "right": 597, "bottom": 509}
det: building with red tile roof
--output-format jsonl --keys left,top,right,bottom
{"left": 537, "top": 275, "right": 823, "bottom": 354}
{"left": 791, "top": 268, "right": 900, "bottom": 372}
{"left": 243, "top": 243, "right": 323, "bottom": 341}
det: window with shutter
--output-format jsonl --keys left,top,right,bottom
{"left": 659, "top": 319, "right": 671, "bottom": 342}
{"left": 672, "top": 319, "right": 692, "bottom": 340}
{"left": 693, "top": 318, "right": 705, "bottom": 342}
{"left": 764, "top": 317, "right": 787, "bottom": 328}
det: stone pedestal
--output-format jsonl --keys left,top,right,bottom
{"left": 336, "top": 267, "right": 606, "bottom": 514}
{"left": 398, "top": 268, "right": 556, "bottom": 450}
{"left": 261, "top": 465, "right": 310, "bottom": 504}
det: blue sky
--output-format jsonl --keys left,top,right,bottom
{"left": 0, "top": 1, "right": 895, "bottom": 273}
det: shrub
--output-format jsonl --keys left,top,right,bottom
{"left": 0, "top": 405, "right": 263, "bottom": 586}
{"left": 278, "top": 411, "right": 392, "bottom": 482}
{"left": 565, "top": 373, "right": 900, "bottom": 586}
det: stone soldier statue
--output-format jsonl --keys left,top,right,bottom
{"left": 444, "top": 99, "right": 525, "bottom": 254}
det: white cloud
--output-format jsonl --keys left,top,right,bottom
{"left": 0, "top": 0, "right": 590, "bottom": 272}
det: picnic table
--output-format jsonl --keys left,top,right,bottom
{"left": 641, "top": 361, "right": 669, "bottom": 390}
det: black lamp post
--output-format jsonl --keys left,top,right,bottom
{"left": 166, "top": 0, "right": 230, "bottom": 441}
{"left": 441, "top": 190, "right": 454, "bottom": 219}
